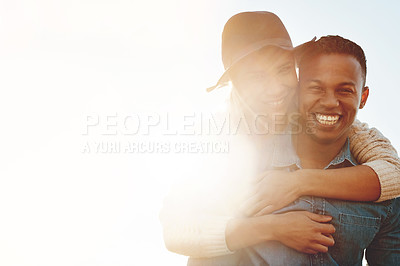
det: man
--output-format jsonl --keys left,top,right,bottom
{"left": 160, "top": 11, "right": 400, "bottom": 263}
{"left": 241, "top": 35, "right": 400, "bottom": 265}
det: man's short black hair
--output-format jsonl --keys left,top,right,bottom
{"left": 297, "top": 35, "right": 367, "bottom": 86}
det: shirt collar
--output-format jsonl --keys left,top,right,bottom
{"left": 270, "top": 136, "right": 357, "bottom": 170}
{"left": 324, "top": 138, "right": 358, "bottom": 169}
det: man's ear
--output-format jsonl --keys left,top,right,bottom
{"left": 359, "top": 86, "right": 369, "bottom": 109}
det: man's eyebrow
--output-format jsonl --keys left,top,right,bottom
{"left": 337, "top": 82, "right": 356, "bottom": 87}
{"left": 305, "top": 80, "right": 356, "bottom": 87}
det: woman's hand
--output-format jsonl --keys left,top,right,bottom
{"left": 226, "top": 211, "right": 335, "bottom": 254}
{"left": 240, "top": 170, "right": 303, "bottom": 216}
{"left": 271, "top": 211, "right": 335, "bottom": 254}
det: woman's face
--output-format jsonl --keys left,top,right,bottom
{"left": 230, "top": 46, "right": 298, "bottom": 119}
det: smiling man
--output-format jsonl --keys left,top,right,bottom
{"left": 298, "top": 45, "right": 369, "bottom": 148}
{"left": 241, "top": 35, "right": 400, "bottom": 265}
{"left": 295, "top": 36, "right": 398, "bottom": 264}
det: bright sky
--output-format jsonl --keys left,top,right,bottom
{"left": 0, "top": 1, "right": 399, "bottom": 265}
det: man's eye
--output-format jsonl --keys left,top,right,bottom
{"left": 338, "top": 88, "right": 354, "bottom": 94}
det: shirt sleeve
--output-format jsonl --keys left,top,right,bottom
{"left": 159, "top": 178, "right": 235, "bottom": 258}
{"left": 349, "top": 119, "right": 400, "bottom": 201}
{"left": 160, "top": 206, "right": 234, "bottom": 258}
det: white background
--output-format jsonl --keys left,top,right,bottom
{"left": 0, "top": 0, "right": 399, "bottom": 265}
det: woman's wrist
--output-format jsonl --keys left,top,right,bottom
{"left": 293, "top": 169, "right": 317, "bottom": 197}
{"left": 225, "top": 215, "right": 276, "bottom": 251}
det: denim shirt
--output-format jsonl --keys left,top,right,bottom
{"left": 267, "top": 132, "right": 357, "bottom": 171}
{"left": 242, "top": 134, "right": 400, "bottom": 266}
{"left": 188, "top": 134, "right": 400, "bottom": 266}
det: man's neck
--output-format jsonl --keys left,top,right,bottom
{"left": 293, "top": 132, "right": 348, "bottom": 169}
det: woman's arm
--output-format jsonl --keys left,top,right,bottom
{"left": 242, "top": 166, "right": 380, "bottom": 217}
{"left": 160, "top": 180, "right": 335, "bottom": 258}
{"left": 349, "top": 119, "right": 400, "bottom": 201}
{"left": 161, "top": 210, "right": 234, "bottom": 258}
{"left": 304, "top": 120, "right": 400, "bottom": 202}
{"left": 161, "top": 200, "right": 335, "bottom": 258}
{"left": 242, "top": 120, "right": 400, "bottom": 217}
{"left": 226, "top": 211, "right": 335, "bottom": 254}
{"left": 160, "top": 179, "right": 235, "bottom": 258}
{"left": 296, "top": 166, "right": 380, "bottom": 201}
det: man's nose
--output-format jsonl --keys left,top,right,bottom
{"left": 320, "top": 91, "right": 339, "bottom": 108}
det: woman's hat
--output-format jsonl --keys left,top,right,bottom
{"left": 207, "top": 11, "right": 293, "bottom": 92}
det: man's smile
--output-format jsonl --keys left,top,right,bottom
{"left": 314, "top": 113, "right": 341, "bottom": 126}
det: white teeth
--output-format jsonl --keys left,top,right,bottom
{"left": 315, "top": 113, "right": 340, "bottom": 125}
{"left": 268, "top": 98, "right": 284, "bottom": 106}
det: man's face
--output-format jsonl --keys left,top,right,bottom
{"left": 230, "top": 46, "right": 298, "bottom": 117}
{"left": 298, "top": 53, "right": 369, "bottom": 144}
